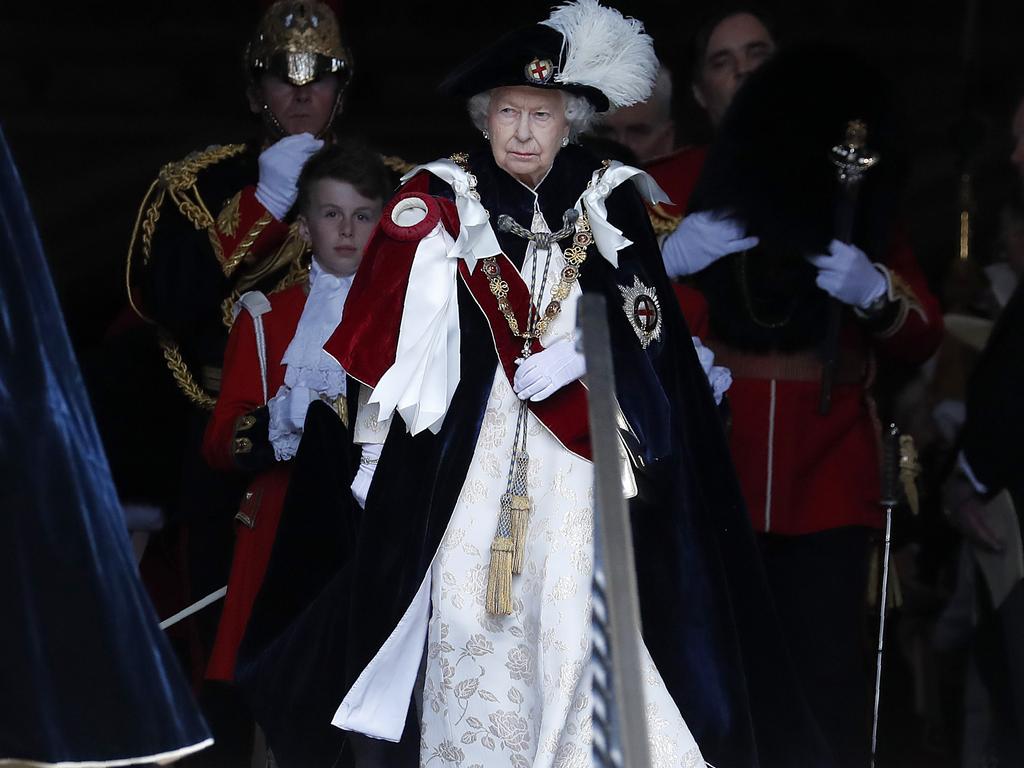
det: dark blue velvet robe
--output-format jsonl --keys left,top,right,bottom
{"left": 239, "top": 145, "right": 836, "bottom": 768}
{"left": 0, "top": 126, "right": 211, "bottom": 765}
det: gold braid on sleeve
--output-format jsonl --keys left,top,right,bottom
{"left": 158, "top": 331, "right": 216, "bottom": 410}
{"left": 221, "top": 212, "right": 274, "bottom": 277}
{"left": 648, "top": 202, "right": 682, "bottom": 236}
{"left": 129, "top": 144, "right": 247, "bottom": 407}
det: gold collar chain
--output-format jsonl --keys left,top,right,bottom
{"left": 482, "top": 213, "right": 592, "bottom": 342}
{"left": 448, "top": 153, "right": 599, "bottom": 343}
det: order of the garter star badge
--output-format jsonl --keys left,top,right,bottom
{"left": 619, "top": 276, "right": 662, "bottom": 349}
{"left": 525, "top": 57, "right": 554, "bottom": 84}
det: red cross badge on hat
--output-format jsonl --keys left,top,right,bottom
{"left": 525, "top": 57, "right": 554, "bottom": 84}
{"left": 619, "top": 276, "right": 662, "bottom": 349}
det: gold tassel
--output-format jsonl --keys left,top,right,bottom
{"left": 486, "top": 536, "right": 515, "bottom": 615}
{"left": 507, "top": 494, "right": 531, "bottom": 574}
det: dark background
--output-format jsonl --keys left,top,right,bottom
{"left": 2, "top": 3, "right": 1021, "bottom": 765}
{"left": 2, "top": 1, "right": 1023, "bottom": 350}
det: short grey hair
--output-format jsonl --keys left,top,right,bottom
{"left": 467, "top": 89, "right": 598, "bottom": 142}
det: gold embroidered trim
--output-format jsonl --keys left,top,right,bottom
{"left": 648, "top": 201, "right": 682, "bottom": 236}
{"left": 126, "top": 144, "right": 247, "bottom": 321}
{"left": 483, "top": 211, "right": 592, "bottom": 340}
{"left": 159, "top": 144, "right": 246, "bottom": 231}
{"left": 217, "top": 191, "right": 242, "bottom": 236}
{"left": 448, "top": 151, "right": 600, "bottom": 342}
{"left": 159, "top": 144, "right": 247, "bottom": 196}
{"left": 381, "top": 154, "right": 415, "bottom": 175}
{"left": 126, "top": 179, "right": 164, "bottom": 321}
{"left": 221, "top": 248, "right": 310, "bottom": 328}
{"left": 221, "top": 289, "right": 242, "bottom": 328}
{"left": 222, "top": 211, "right": 274, "bottom": 277}
{"left": 876, "top": 267, "right": 927, "bottom": 339}
{"left": 271, "top": 253, "right": 312, "bottom": 293}
{"left": 158, "top": 331, "right": 216, "bottom": 410}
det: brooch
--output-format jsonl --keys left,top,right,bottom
{"left": 524, "top": 58, "right": 554, "bottom": 84}
{"left": 619, "top": 276, "right": 662, "bottom": 349}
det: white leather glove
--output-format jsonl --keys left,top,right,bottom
{"left": 351, "top": 442, "right": 383, "bottom": 509}
{"left": 807, "top": 239, "right": 887, "bottom": 309}
{"left": 692, "top": 337, "right": 732, "bottom": 405}
{"left": 254, "top": 133, "right": 324, "bottom": 220}
{"left": 513, "top": 338, "right": 586, "bottom": 402}
{"left": 661, "top": 210, "right": 760, "bottom": 278}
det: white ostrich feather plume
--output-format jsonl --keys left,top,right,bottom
{"left": 541, "top": 0, "right": 657, "bottom": 109}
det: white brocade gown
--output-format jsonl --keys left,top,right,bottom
{"left": 418, "top": 207, "right": 704, "bottom": 768}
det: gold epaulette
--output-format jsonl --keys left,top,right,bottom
{"left": 158, "top": 144, "right": 248, "bottom": 196}
{"left": 648, "top": 202, "right": 682, "bottom": 237}
{"left": 126, "top": 143, "right": 253, "bottom": 410}
{"left": 126, "top": 143, "right": 249, "bottom": 322}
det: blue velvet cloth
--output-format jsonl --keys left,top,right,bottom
{"left": 0, "top": 126, "right": 211, "bottom": 765}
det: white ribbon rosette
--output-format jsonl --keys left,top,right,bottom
{"left": 576, "top": 160, "right": 671, "bottom": 267}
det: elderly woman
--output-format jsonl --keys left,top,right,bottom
{"left": 242, "top": 2, "right": 834, "bottom": 767}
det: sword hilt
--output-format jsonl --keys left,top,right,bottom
{"left": 880, "top": 423, "right": 900, "bottom": 508}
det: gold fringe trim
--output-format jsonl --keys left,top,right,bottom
{"left": 507, "top": 494, "right": 530, "bottom": 574}
{"left": 485, "top": 536, "right": 515, "bottom": 616}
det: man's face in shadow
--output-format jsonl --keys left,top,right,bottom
{"left": 693, "top": 12, "right": 776, "bottom": 128}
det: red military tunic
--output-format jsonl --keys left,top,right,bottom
{"left": 676, "top": 231, "right": 942, "bottom": 534}
{"left": 201, "top": 283, "right": 307, "bottom": 681}
{"left": 645, "top": 145, "right": 708, "bottom": 218}
{"left": 650, "top": 147, "right": 943, "bottom": 535}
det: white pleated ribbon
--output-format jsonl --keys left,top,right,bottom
{"left": 400, "top": 159, "right": 502, "bottom": 273}
{"left": 368, "top": 218, "right": 460, "bottom": 435}
{"left": 576, "top": 161, "right": 671, "bottom": 268}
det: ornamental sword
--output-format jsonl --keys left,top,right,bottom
{"left": 870, "top": 422, "right": 901, "bottom": 768}
{"left": 820, "top": 120, "right": 880, "bottom": 414}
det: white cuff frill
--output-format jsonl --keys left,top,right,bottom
{"left": 267, "top": 385, "right": 313, "bottom": 461}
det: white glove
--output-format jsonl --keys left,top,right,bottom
{"left": 351, "top": 442, "right": 383, "bottom": 509}
{"left": 254, "top": 133, "right": 324, "bottom": 220}
{"left": 513, "top": 338, "right": 586, "bottom": 402}
{"left": 661, "top": 210, "right": 760, "bottom": 278}
{"left": 692, "top": 337, "right": 732, "bottom": 405}
{"left": 807, "top": 239, "right": 887, "bottom": 309}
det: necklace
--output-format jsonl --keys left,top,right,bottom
{"left": 735, "top": 251, "right": 799, "bottom": 330}
{"left": 481, "top": 212, "right": 592, "bottom": 345}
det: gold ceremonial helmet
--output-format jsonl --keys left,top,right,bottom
{"left": 247, "top": 0, "right": 352, "bottom": 88}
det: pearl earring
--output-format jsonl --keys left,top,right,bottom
{"left": 482, "top": 129, "right": 490, "bottom": 140}
{"left": 561, "top": 136, "right": 569, "bottom": 147}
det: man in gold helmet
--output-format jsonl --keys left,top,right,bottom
{"left": 122, "top": 3, "right": 376, "bottom": 765}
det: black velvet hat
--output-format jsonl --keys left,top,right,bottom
{"left": 439, "top": 0, "right": 658, "bottom": 114}
{"left": 440, "top": 25, "right": 610, "bottom": 111}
